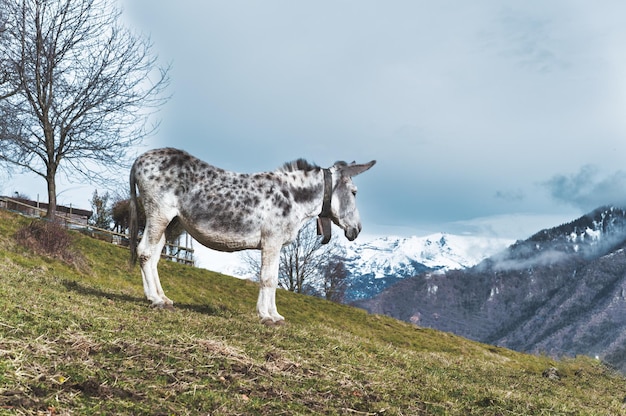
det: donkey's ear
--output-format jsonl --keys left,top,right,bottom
{"left": 341, "top": 160, "right": 376, "bottom": 177}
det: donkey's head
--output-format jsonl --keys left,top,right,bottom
{"left": 328, "top": 160, "right": 376, "bottom": 241}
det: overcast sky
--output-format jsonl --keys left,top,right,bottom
{"left": 6, "top": 1, "right": 626, "bottom": 242}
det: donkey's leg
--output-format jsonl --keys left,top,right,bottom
{"left": 257, "top": 244, "right": 285, "bottom": 325}
{"left": 146, "top": 233, "right": 174, "bottom": 307}
{"left": 137, "top": 215, "right": 173, "bottom": 308}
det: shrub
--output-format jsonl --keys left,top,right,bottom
{"left": 15, "top": 220, "right": 81, "bottom": 266}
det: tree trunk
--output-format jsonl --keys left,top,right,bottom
{"left": 46, "top": 163, "right": 57, "bottom": 219}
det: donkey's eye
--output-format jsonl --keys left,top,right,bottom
{"left": 351, "top": 189, "right": 357, "bottom": 196}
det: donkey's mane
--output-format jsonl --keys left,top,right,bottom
{"left": 280, "top": 158, "right": 321, "bottom": 173}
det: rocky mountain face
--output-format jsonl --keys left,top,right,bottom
{"left": 358, "top": 207, "right": 626, "bottom": 372}
{"left": 342, "top": 233, "right": 513, "bottom": 302}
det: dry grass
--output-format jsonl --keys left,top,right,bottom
{"left": 13, "top": 219, "right": 89, "bottom": 272}
{"left": 1, "top": 209, "right": 626, "bottom": 415}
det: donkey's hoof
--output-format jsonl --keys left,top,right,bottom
{"left": 150, "top": 302, "right": 175, "bottom": 311}
{"left": 261, "top": 318, "right": 286, "bottom": 327}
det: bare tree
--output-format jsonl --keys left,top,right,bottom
{"left": 242, "top": 220, "right": 350, "bottom": 300}
{"left": 321, "top": 254, "right": 349, "bottom": 302}
{"left": 0, "top": 0, "right": 169, "bottom": 218}
{"left": 0, "top": 1, "right": 21, "bottom": 144}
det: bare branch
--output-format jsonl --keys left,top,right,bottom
{"left": 0, "top": 0, "right": 169, "bottom": 217}
{"left": 242, "top": 220, "right": 349, "bottom": 301}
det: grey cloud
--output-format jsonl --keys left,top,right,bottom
{"left": 491, "top": 249, "right": 568, "bottom": 271}
{"left": 494, "top": 189, "right": 525, "bottom": 202}
{"left": 116, "top": 0, "right": 626, "bottom": 240}
{"left": 488, "top": 7, "right": 569, "bottom": 74}
{"left": 543, "top": 165, "right": 626, "bottom": 211}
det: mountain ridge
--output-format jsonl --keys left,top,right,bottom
{"left": 358, "top": 206, "right": 626, "bottom": 372}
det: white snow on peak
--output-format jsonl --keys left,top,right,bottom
{"left": 585, "top": 227, "right": 602, "bottom": 241}
{"left": 342, "top": 233, "right": 515, "bottom": 279}
{"left": 566, "top": 226, "right": 604, "bottom": 244}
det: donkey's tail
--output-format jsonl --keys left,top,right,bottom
{"left": 129, "top": 162, "right": 139, "bottom": 266}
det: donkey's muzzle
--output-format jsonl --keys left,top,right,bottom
{"left": 345, "top": 224, "right": 361, "bottom": 241}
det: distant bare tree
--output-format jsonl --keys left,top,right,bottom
{"left": 321, "top": 254, "right": 349, "bottom": 302}
{"left": 279, "top": 221, "right": 330, "bottom": 294}
{"left": 111, "top": 196, "right": 132, "bottom": 233}
{"left": 0, "top": 0, "right": 169, "bottom": 218}
{"left": 111, "top": 195, "right": 144, "bottom": 234}
{"left": 243, "top": 220, "right": 349, "bottom": 300}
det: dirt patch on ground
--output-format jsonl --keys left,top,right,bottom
{"left": 70, "top": 378, "right": 140, "bottom": 400}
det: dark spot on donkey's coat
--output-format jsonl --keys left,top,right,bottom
{"left": 292, "top": 183, "right": 322, "bottom": 203}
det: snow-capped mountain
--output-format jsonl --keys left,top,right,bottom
{"left": 342, "top": 233, "right": 514, "bottom": 301}
{"left": 197, "top": 230, "right": 514, "bottom": 301}
{"left": 358, "top": 206, "right": 626, "bottom": 373}
{"left": 505, "top": 205, "right": 626, "bottom": 260}
{"left": 344, "top": 233, "right": 514, "bottom": 278}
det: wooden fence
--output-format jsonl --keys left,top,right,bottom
{"left": 0, "top": 196, "right": 195, "bottom": 266}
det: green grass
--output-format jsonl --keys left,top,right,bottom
{"left": 1, "top": 209, "right": 626, "bottom": 415}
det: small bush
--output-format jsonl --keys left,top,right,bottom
{"left": 15, "top": 220, "right": 83, "bottom": 267}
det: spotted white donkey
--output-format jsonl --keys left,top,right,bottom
{"left": 129, "top": 148, "right": 375, "bottom": 325}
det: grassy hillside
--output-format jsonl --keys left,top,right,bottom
{"left": 1, "top": 210, "right": 625, "bottom": 415}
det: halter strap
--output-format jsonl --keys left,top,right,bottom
{"left": 317, "top": 168, "right": 332, "bottom": 244}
